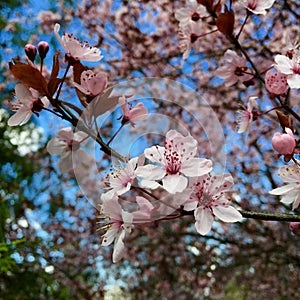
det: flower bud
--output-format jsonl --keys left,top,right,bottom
{"left": 24, "top": 44, "right": 37, "bottom": 62}
{"left": 271, "top": 128, "right": 296, "bottom": 155}
{"left": 38, "top": 41, "right": 49, "bottom": 59}
{"left": 289, "top": 222, "right": 300, "bottom": 237}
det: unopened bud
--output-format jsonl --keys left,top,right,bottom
{"left": 24, "top": 44, "right": 37, "bottom": 62}
{"left": 271, "top": 128, "right": 296, "bottom": 155}
{"left": 290, "top": 222, "right": 300, "bottom": 237}
{"left": 38, "top": 41, "right": 49, "bottom": 59}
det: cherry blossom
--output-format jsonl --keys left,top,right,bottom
{"left": 180, "top": 174, "right": 242, "bottom": 235}
{"left": 175, "top": 0, "right": 208, "bottom": 29}
{"left": 274, "top": 50, "right": 300, "bottom": 89}
{"left": 101, "top": 157, "right": 139, "bottom": 201}
{"left": 265, "top": 69, "right": 289, "bottom": 95}
{"left": 239, "top": 0, "right": 275, "bottom": 15}
{"left": 135, "top": 130, "right": 213, "bottom": 194}
{"left": 237, "top": 96, "right": 258, "bottom": 134}
{"left": 100, "top": 196, "right": 133, "bottom": 263}
{"left": 272, "top": 128, "right": 296, "bottom": 155}
{"left": 177, "top": 21, "right": 203, "bottom": 60}
{"left": 8, "top": 84, "right": 49, "bottom": 126}
{"left": 269, "top": 161, "right": 300, "bottom": 210}
{"left": 119, "top": 96, "right": 148, "bottom": 125}
{"left": 47, "top": 127, "right": 89, "bottom": 173}
{"left": 72, "top": 70, "right": 107, "bottom": 97}
{"left": 216, "top": 50, "right": 253, "bottom": 87}
{"left": 54, "top": 23, "right": 103, "bottom": 62}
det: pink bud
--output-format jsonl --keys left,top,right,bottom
{"left": 265, "top": 70, "right": 288, "bottom": 95}
{"left": 271, "top": 128, "right": 296, "bottom": 155}
{"left": 38, "top": 41, "right": 49, "bottom": 59}
{"left": 289, "top": 222, "right": 300, "bottom": 237}
{"left": 24, "top": 44, "right": 37, "bottom": 62}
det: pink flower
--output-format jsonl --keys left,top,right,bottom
{"left": 272, "top": 128, "right": 296, "bottom": 155}
{"left": 237, "top": 96, "right": 258, "bottom": 133}
{"left": 47, "top": 127, "right": 89, "bottom": 173}
{"left": 119, "top": 96, "right": 148, "bottom": 125}
{"left": 289, "top": 222, "right": 300, "bottom": 237}
{"left": 8, "top": 84, "right": 49, "bottom": 126}
{"left": 54, "top": 23, "right": 103, "bottom": 62}
{"left": 265, "top": 69, "right": 289, "bottom": 95}
{"left": 269, "top": 161, "right": 300, "bottom": 210}
{"left": 100, "top": 196, "right": 133, "bottom": 263}
{"left": 178, "top": 21, "right": 203, "bottom": 60}
{"left": 175, "top": 0, "right": 208, "bottom": 28}
{"left": 135, "top": 130, "right": 213, "bottom": 194}
{"left": 239, "top": 0, "right": 275, "bottom": 15}
{"left": 216, "top": 50, "right": 253, "bottom": 86}
{"left": 180, "top": 174, "right": 242, "bottom": 235}
{"left": 274, "top": 50, "right": 300, "bottom": 89}
{"left": 73, "top": 70, "right": 107, "bottom": 97}
{"left": 101, "top": 157, "right": 139, "bottom": 201}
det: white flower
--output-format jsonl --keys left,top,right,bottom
{"left": 239, "top": 0, "right": 275, "bottom": 15}
{"left": 178, "top": 21, "right": 203, "bottom": 60}
{"left": 216, "top": 50, "right": 253, "bottom": 87}
{"left": 72, "top": 70, "right": 107, "bottom": 96}
{"left": 101, "top": 157, "right": 139, "bottom": 201}
{"left": 274, "top": 50, "right": 300, "bottom": 89}
{"left": 135, "top": 130, "right": 213, "bottom": 194}
{"left": 269, "top": 161, "right": 300, "bottom": 210}
{"left": 100, "top": 196, "right": 133, "bottom": 263}
{"left": 54, "top": 23, "right": 103, "bottom": 62}
{"left": 175, "top": 0, "right": 208, "bottom": 28}
{"left": 180, "top": 174, "right": 242, "bottom": 235}
{"left": 47, "top": 127, "right": 88, "bottom": 173}
{"left": 8, "top": 84, "right": 49, "bottom": 126}
{"left": 237, "top": 96, "right": 257, "bottom": 134}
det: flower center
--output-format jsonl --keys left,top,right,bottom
{"left": 292, "top": 63, "right": 300, "bottom": 75}
{"left": 191, "top": 12, "right": 200, "bottom": 21}
{"left": 234, "top": 66, "right": 248, "bottom": 76}
{"left": 247, "top": 0, "right": 258, "bottom": 10}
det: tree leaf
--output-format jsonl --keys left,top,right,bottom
{"left": 216, "top": 10, "right": 235, "bottom": 38}
{"left": 9, "top": 61, "right": 49, "bottom": 97}
{"left": 48, "top": 51, "right": 62, "bottom": 98}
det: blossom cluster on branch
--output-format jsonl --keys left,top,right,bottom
{"left": 6, "top": 0, "right": 300, "bottom": 265}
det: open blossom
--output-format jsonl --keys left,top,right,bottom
{"left": 47, "top": 127, "right": 89, "bottom": 173}
{"left": 119, "top": 96, "right": 148, "bottom": 125}
{"left": 101, "top": 157, "right": 139, "bottom": 201}
{"left": 72, "top": 70, "right": 107, "bottom": 97}
{"left": 265, "top": 69, "right": 288, "bottom": 95}
{"left": 135, "top": 130, "right": 213, "bottom": 194}
{"left": 239, "top": 0, "right": 275, "bottom": 15}
{"left": 272, "top": 128, "right": 296, "bottom": 155}
{"left": 269, "top": 161, "right": 300, "bottom": 210}
{"left": 100, "top": 196, "right": 133, "bottom": 263}
{"left": 8, "top": 84, "right": 49, "bottom": 126}
{"left": 179, "top": 174, "right": 242, "bottom": 235}
{"left": 175, "top": 0, "right": 208, "bottom": 28}
{"left": 178, "top": 21, "right": 203, "bottom": 60}
{"left": 216, "top": 50, "right": 253, "bottom": 87}
{"left": 274, "top": 50, "right": 300, "bottom": 89}
{"left": 54, "top": 23, "right": 103, "bottom": 62}
{"left": 237, "top": 96, "right": 258, "bottom": 133}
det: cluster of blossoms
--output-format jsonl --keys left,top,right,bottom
{"left": 100, "top": 130, "right": 242, "bottom": 262}
{"left": 6, "top": 3, "right": 300, "bottom": 266}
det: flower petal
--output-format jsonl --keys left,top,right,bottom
{"left": 162, "top": 174, "right": 188, "bottom": 194}
{"left": 181, "top": 158, "right": 212, "bottom": 177}
{"left": 212, "top": 205, "right": 242, "bottom": 222}
{"left": 194, "top": 207, "right": 214, "bottom": 235}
